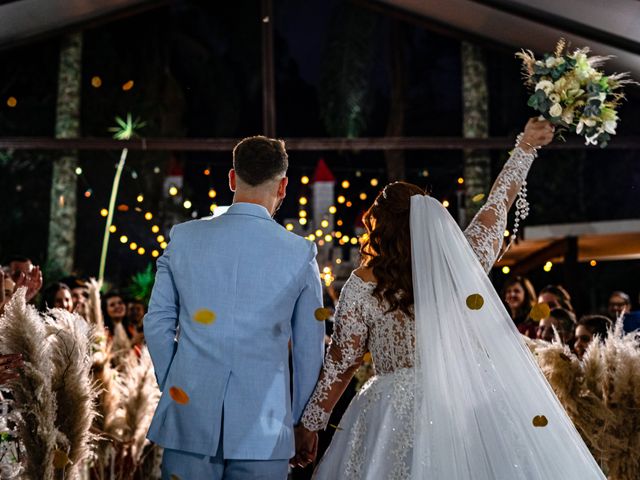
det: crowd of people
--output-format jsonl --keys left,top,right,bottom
{"left": 501, "top": 275, "right": 635, "bottom": 358}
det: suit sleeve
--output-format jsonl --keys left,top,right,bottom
{"left": 144, "top": 226, "right": 180, "bottom": 391}
{"left": 290, "top": 243, "right": 325, "bottom": 424}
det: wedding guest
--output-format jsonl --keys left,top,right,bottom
{"left": 0, "top": 270, "right": 15, "bottom": 315}
{"left": 574, "top": 315, "right": 612, "bottom": 359}
{"left": 42, "top": 282, "right": 73, "bottom": 312}
{"left": 61, "top": 276, "right": 89, "bottom": 316}
{"left": 502, "top": 276, "right": 537, "bottom": 338}
{"left": 607, "top": 291, "right": 631, "bottom": 319}
{"left": 6, "top": 255, "right": 33, "bottom": 282}
{"left": 536, "top": 307, "right": 576, "bottom": 346}
{"left": 538, "top": 284, "right": 574, "bottom": 312}
{"left": 102, "top": 291, "right": 128, "bottom": 335}
{"left": 126, "top": 298, "right": 146, "bottom": 348}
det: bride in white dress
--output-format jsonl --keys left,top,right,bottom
{"left": 293, "top": 118, "right": 606, "bottom": 479}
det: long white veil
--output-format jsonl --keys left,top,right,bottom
{"left": 409, "top": 195, "right": 604, "bottom": 479}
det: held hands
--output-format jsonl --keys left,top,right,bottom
{"left": 518, "top": 117, "right": 555, "bottom": 153}
{"left": 290, "top": 424, "right": 318, "bottom": 469}
{"left": 14, "top": 265, "right": 43, "bottom": 303}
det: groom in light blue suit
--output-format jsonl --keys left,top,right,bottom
{"left": 144, "top": 136, "right": 325, "bottom": 479}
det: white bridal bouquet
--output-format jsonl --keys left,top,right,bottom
{"left": 517, "top": 39, "right": 635, "bottom": 147}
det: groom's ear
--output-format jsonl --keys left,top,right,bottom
{"left": 278, "top": 176, "right": 288, "bottom": 198}
{"left": 229, "top": 169, "right": 237, "bottom": 192}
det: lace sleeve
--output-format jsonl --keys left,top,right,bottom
{"left": 300, "top": 277, "right": 369, "bottom": 431}
{"left": 464, "top": 146, "right": 536, "bottom": 272}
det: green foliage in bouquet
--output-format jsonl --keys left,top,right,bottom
{"left": 517, "top": 39, "right": 636, "bottom": 147}
{"left": 127, "top": 263, "right": 155, "bottom": 305}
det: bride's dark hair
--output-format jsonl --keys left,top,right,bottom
{"left": 359, "top": 181, "right": 426, "bottom": 316}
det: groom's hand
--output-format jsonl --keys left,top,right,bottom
{"left": 290, "top": 425, "right": 318, "bottom": 469}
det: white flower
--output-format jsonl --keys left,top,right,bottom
{"left": 549, "top": 103, "right": 563, "bottom": 117}
{"left": 584, "top": 118, "right": 597, "bottom": 127}
{"left": 535, "top": 80, "right": 554, "bottom": 95}
{"left": 562, "top": 110, "right": 574, "bottom": 125}
{"left": 549, "top": 93, "right": 560, "bottom": 103}
{"left": 603, "top": 120, "right": 617, "bottom": 134}
{"left": 545, "top": 57, "right": 556, "bottom": 68}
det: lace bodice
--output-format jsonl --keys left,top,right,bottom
{"left": 300, "top": 147, "right": 536, "bottom": 431}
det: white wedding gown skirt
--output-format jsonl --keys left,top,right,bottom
{"left": 313, "top": 368, "right": 415, "bottom": 480}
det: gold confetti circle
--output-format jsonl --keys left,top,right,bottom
{"left": 193, "top": 309, "right": 216, "bottom": 325}
{"left": 362, "top": 352, "right": 372, "bottom": 363}
{"left": 53, "top": 449, "right": 69, "bottom": 468}
{"left": 466, "top": 294, "right": 485, "bottom": 310}
{"left": 314, "top": 307, "right": 332, "bottom": 321}
{"left": 529, "top": 303, "right": 551, "bottom": 322}
{"left": 169, "top": 386, "right": 190, "bottom": 405}
{"left": 532, "top": 415, "right": 548, "bottom": 427}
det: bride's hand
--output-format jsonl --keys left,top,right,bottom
{"left": 518, "top": 117, "right": 555, "bottom": 153}
{"left": 291, "top": 425, "right": 318, "bottom": 468}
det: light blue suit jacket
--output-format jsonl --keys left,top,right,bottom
{"left": 144, "top": 203, "right": 325, "bottom": 460}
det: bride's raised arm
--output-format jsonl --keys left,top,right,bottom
{"left": 464, "top": 118, "right": 554, "bottom": 272}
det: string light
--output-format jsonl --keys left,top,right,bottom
{"left": 504, "top": 230, "right": 510, "bottom": 237}
{"left": 337, "top": 220, "right": 343, "bottom": 226}
{"left": 210, "top": 203, "right": 218, "bottom": 211}
{"left": 315, "top": 229, "right": 323, "bottom": 237}
{"left": 100, "top": 208, "right": 108, "bottom": 217}
{"left": 350, "top": 237, "right": 358, "bottom": 245}
{"left": 321, "top": 219, "right": 329, "bottom": 228}
{"left": 119, "top": 235, "right": 128, "bottom": 243}
{"left": 335, "top": 231, "right": 342, "bottom": 238}
{"left": 183, "top": 200, "right": 192, "bottom": 209}
{"left": 301, "top": 176, "right": 310, "bottom": 185}
{"left": 6, "top": 97, "right": 17, "bottom": 108}
{"left": 136, "top": 194, "right": 144, "bottom": 202}
{"left": 160, "top": 241, "right": 168, "bottom": 249}
{"left": 324, "top": 234, "right": 332, "bottom": 242}
{"left": 129, "top": 242, "right": 138, "bottom": 250}
{"left": 457, "top": 177, "right": 465, "bottom": 185}
{"left": 329, "top": 206, "right": 337, "bottom": 214}
{"left": 157, "top": 235, "right": 165, "bottom": 243}
{"left": 337, "top": 196, "right": 346, "bottom": 204}
{"left": 151, "top": 225, "right": 160, "bottom": 233}
{"left": 152, "top": 250, "right": 160, "bottom": 258}
{"left": 336, "top": 258, "right": 342, "bottom": 264}
{"left": 75, "top": 167, "right": 83, "bottom": 175}
{"left": 341, "top": 180, "right": 350, "bottom": 189}
{"left": 359, "top": 193, "right": 367, "bottom": 201}
{"left": 137, "top": 247, "right": 145, "bottom": 255}
{"left": 91, "top": 76, "right": 102, "bottom": 88}
{"left": 590, "top": 260, "right": 597, "bottom": 267}
{"left": 442, "top": 200, "right": 450, "bottom": 208}
{"left": 323, "top": 267, "right": 331, "bottom": 274}
{"left": 84, "top": 189, "right": 92, "bottom": 198}
{"left": 299, "top": 218, "right": 307, "bottom": 225}
{"left": 203, "top": 168, "right": 211, "bottom": 176}
{"left": 299, "top": 210, "right": 307, "bottom": 218}
{"left": 109, "top": 225, "right": 117, "bottom": 233}
{"left": 286, "top": 223, "right": 294, "bottom": 231}
{"left": 370, "top": 178, "right": 379, "bottom": 187}
{"left": 144, "top": 212, "right": 153, "bottom": 220}
{"left": 208, "top": 189, "right": 217, "bottom": 199}
{"left": 117, "top": 204, "right": 129, "bottom": 212}
{"left": 343, "top": 235, "right": 350, "bottom": 243}
{"left": 299, "top": 197, "right": 308, "bottom": 205}
{"left": 308, "top": 234, "right": 316, "bottom": 241}
{"left": 169, "top": 186, "right": 178, "bottom": 196}
{"left": 346, "top": 201, "right": 352, "bottom": 207}
{"left": 122, "top": 80, "right": 134, "bottom": 91}
{"left": 502, "top": 266, "right": 511, "bottom": 274}
{"left": 543, "top": 261, "right": 553, "bottom": 272}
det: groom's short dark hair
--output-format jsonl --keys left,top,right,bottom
{"left": 233, "top": 136, "right": 288, "bottom": 186}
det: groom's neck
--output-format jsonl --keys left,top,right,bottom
{"left": 233, "top": 194, "right": 275, "bottom": 215}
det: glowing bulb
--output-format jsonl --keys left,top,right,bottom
{"left": 346, "top": 201, "right": 352, "bottom": 207}
{"left": 109, "top": 225, "right": 117, "bottom": 233}
{"left": 75, "top": 167, "right": 83, "bottom": 175}
{"left": 321, "top": 220, "right": 329, "bottom": 228}
{"left": 337, "top": 196, "right": 346, "bottom": 204}
{"left": 299, "top": 210, "right": 307, "bottom": 218}
{"left": 442, "top": 200, "right": 450, "bottom": 208}
{"left": 359, "top": 193, "right": 367, "bottom": 201}
{"left": 329, "top": 206, "right": 337, "bottom": 214}
{"left": 91, "top": 76, "right": 102, "bottom": 88}
{"left": 590, "top": 260, "right": 597, "bottom": 267}
{"left": 504, "top": 230, "right": 510, "bottom": 237}
{"left": 502, "top": 266, "right": 511, "bottom": 274}
{"left": 336, "top": 258, "right": 342, "bottom": 264}
{"left": 324, "top": 234, "right": 332, "bottom": 242}
{"left": 136, "top": 194, "right": 144, "bottom": 202}
{"left": 299, "top": 197, "right": 308, "bottom": 205}
{"left": 129, "top": 242, "right": 138, "bottom": 250}
{"left": 286, "top": 223, "right": 294, "bottom": 231}
{"left": 84, "top": 189, "right": 92, "bottom": 198}
{"left": 370, "top": 178, "right": 379, "bottom": 187}
{"left": 299, "top": 218, "right": 307, "bottom": 225}
{"left": 318, "top": 240, "right": 325, "bottom": 246}
{"left": 350, "top": 238, "right": 358, "bottom": 245}
{"left": 308, "top": 234, "right": 316, "bottom": 241}
{"left": 144, "top": 212, "right": 153, "bottom": 220}
{"left": 203, "top": 168, "right": 211, "bottom": 176}
{"left": 457, "top": 177, "right": 464, "bottom": 185}
{"left": 100, "top": 208, "right": 108, "bottom": 217}
{"left": 169, "top": 186, "right": 178, "bottom": 196}
{"left": 119, "top": 235, "right": 128, "bottom": 243}
{"left": 137, "top": 247, "right": 145, "bottom": 255}
{"left": 6, "top": 97, "right": 17, "bottom": 108}
{"left": 157, "top": 235, "right": 165, "bottom": 243}
{"left": 337, "top": 220, "right": 343, "bottom": 226}
{"left": 152, "top": 250, "right": 160, "bottom": 258}
{"left": 210, "top": 203, "right": 218, "bottom": 211}
{"left": 122, "top": 80, "right": 134, "bottom": 91}
{"left": 151, "top": 225, "right": 160, "bottom": 233}
{"left": 183, "top": 200, "right": 192, "bottom": 209}
{"left": 341, "top": 180, "right": 350, "bottom": 189}
{"left": 160, "top": 241, "right": 168, "bottom": 249}
{"left": 301, "top": 176, "right": 310, "bottom": 185}
{"left": 543, "top": 261, "right": 553, "bottom": 272}
{"left": 335, "top": 232, "right": 342, "bottom": 238}
{"left": 343, "top": 236, "right": 350, "bottom": 243}
{"left": 208, "top": 189, "right": 217, "bottom": 199}
{"left": 315, "top": 229, "right": 323, "bottom": 236}
{"left": 323, "top": 267, "right": 331, "bottom": 274}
